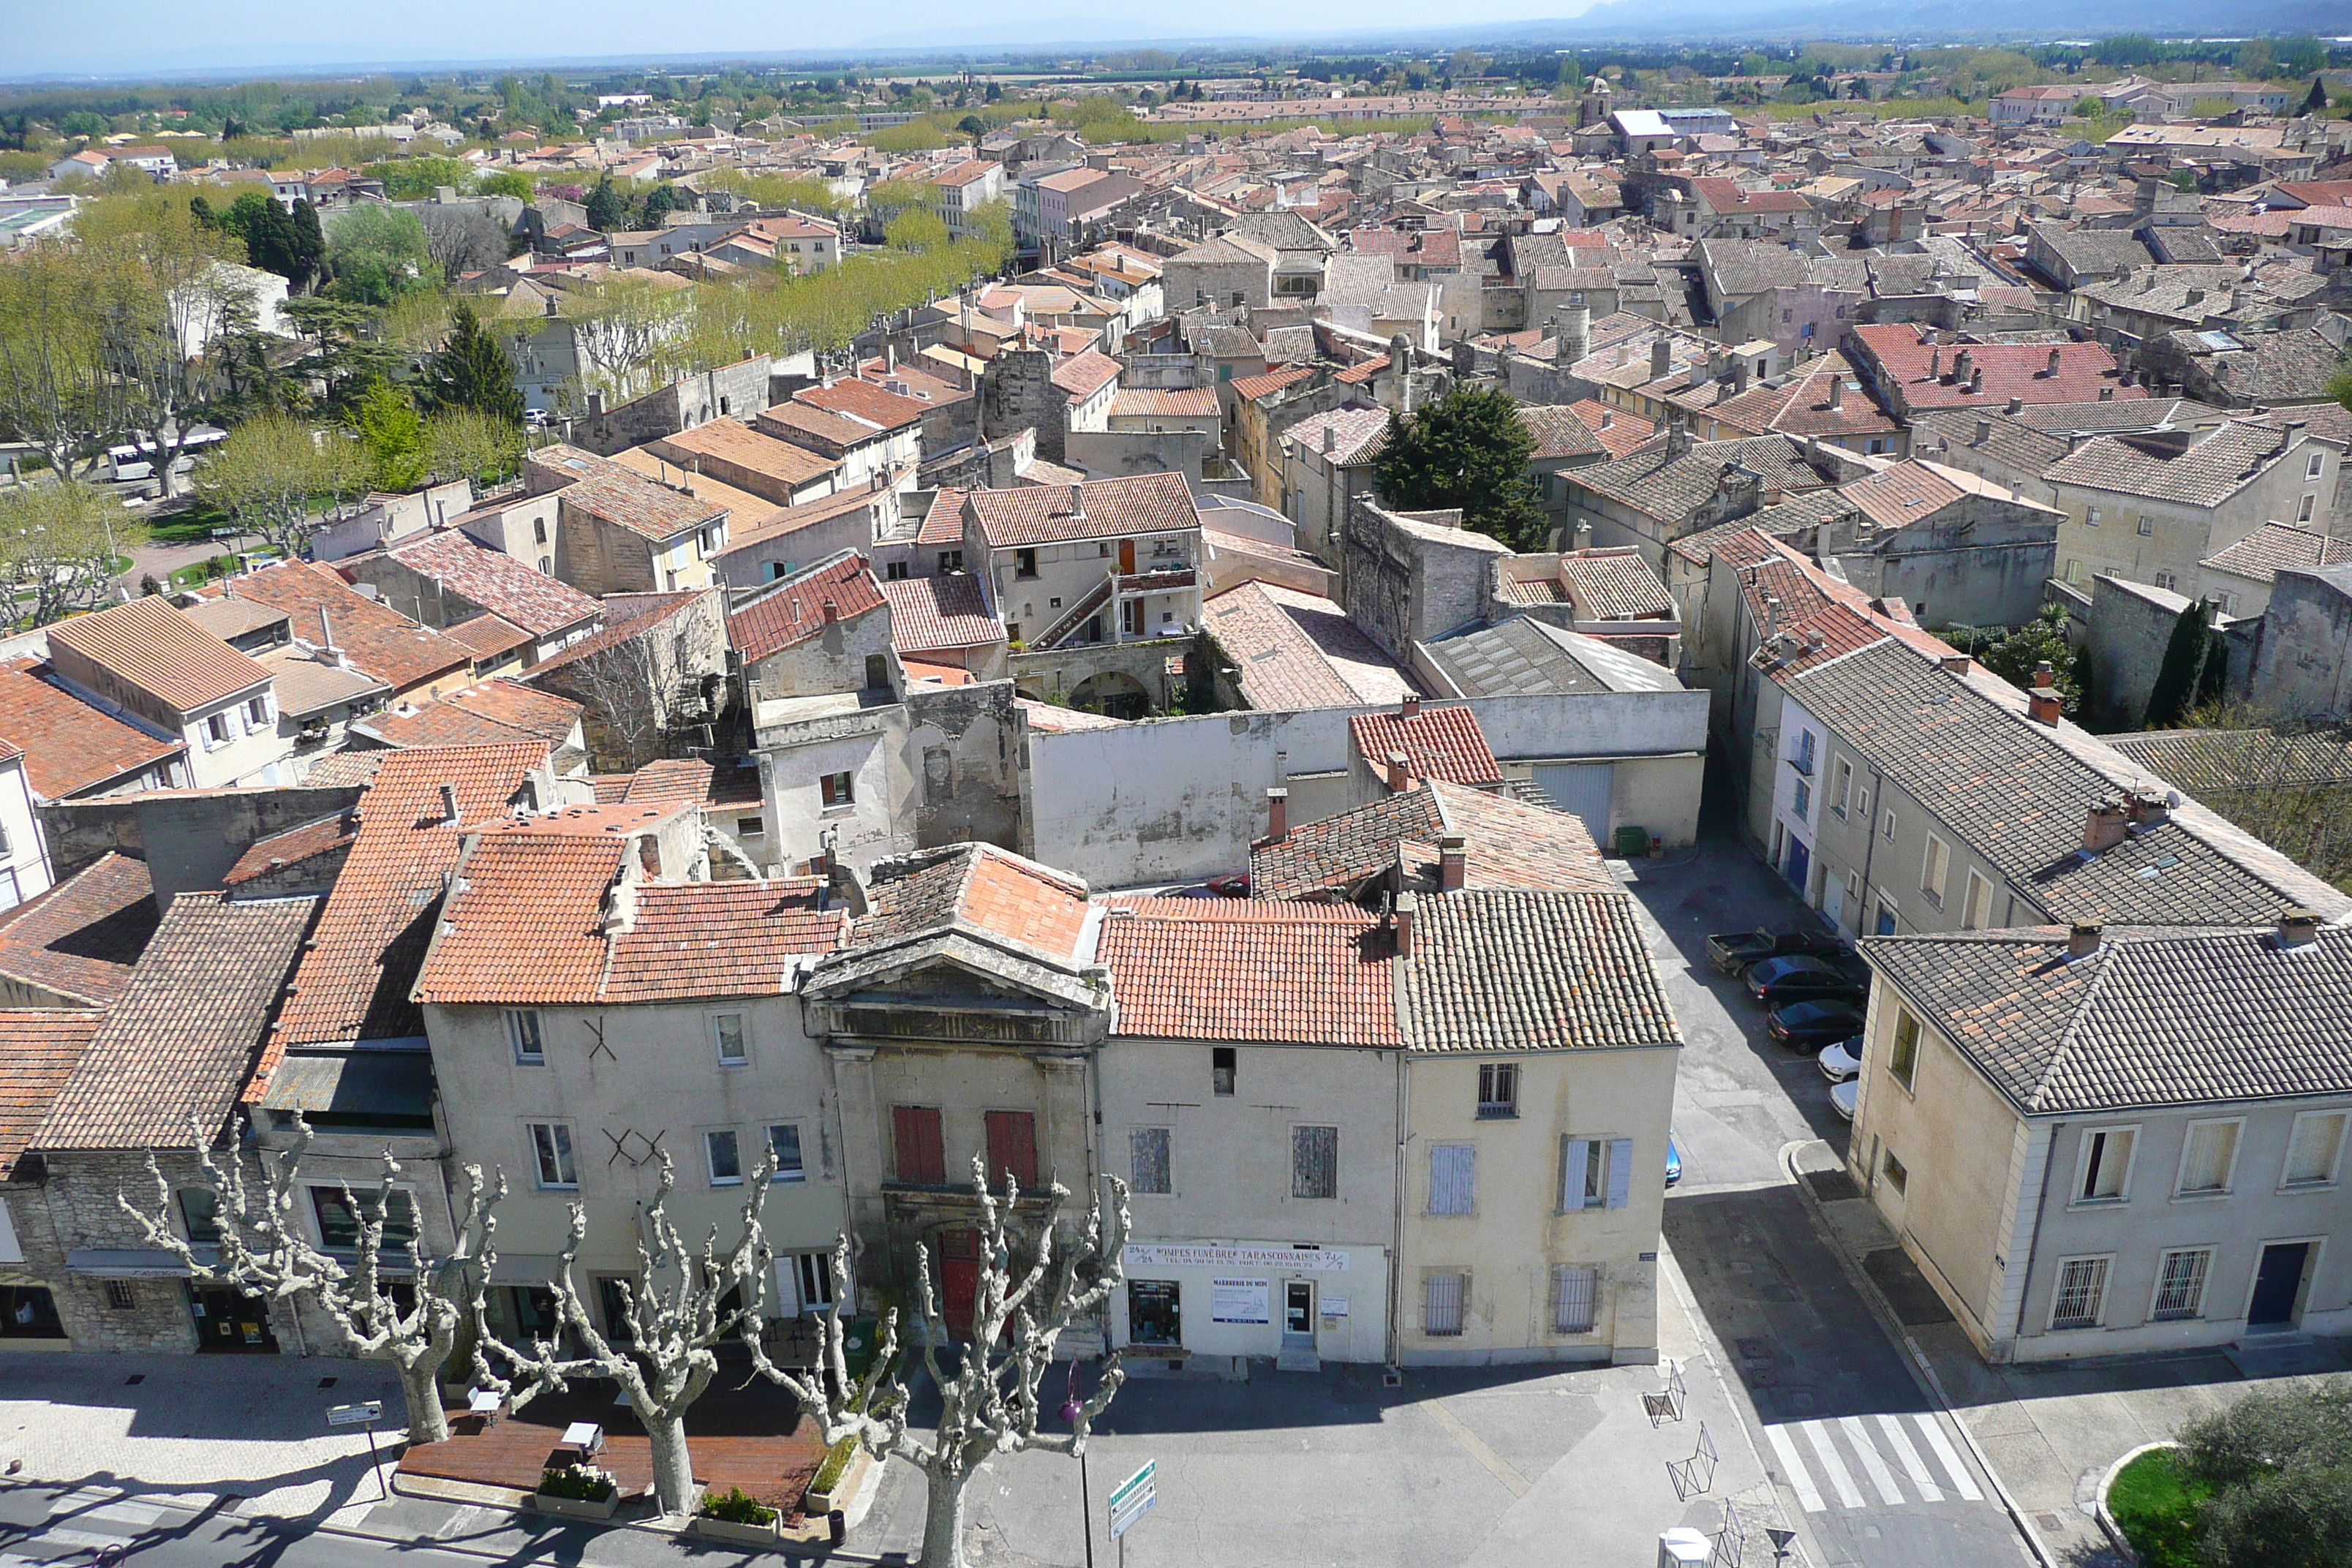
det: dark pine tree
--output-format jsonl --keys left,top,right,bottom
{"left": 1372, "top": 385, "right": 1548, "bottom": 551}
{"left": 426, "top": 303, "right": 526, "bottom": 426}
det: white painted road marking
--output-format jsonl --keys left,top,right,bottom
{"left": 1914, "top": 1411, "right": 1986, "bottom": 1500}
{"left": 1878, "top": 1414, "right": 1942, "bottom": 1503}
{"left": 1766, "top": 1422, "right": 1828, "bottom": 1513}
{"left": 1802, "top": 1419, "right": 1866, "bottom": 1509}
{"left": 1840, "top": 1415, "right": 1904, "bottom": 1505}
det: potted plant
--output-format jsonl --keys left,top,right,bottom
{"left": 689, "top": 1485, "right": 782, "bottom": 1545}
{"left": 534, "top": 1463, "right": 619, "bottom": 1520}
{"left": 802, "top": 1435, "right": 862, "bottom": 1520}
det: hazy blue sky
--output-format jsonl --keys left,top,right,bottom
{"left": 12, "top": 0, "right": 1606, "bottom": 79}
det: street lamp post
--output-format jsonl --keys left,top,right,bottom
{"left": 1060, "top": 1360, "right": 1096, "bottom": 1568}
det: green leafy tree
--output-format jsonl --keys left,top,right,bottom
{"left": 641, "top": 182, "right": 687, "bottom": 227}
{"left": 2143, "top": 598, "right": 2220, "bottom": 730}
{"left": 325, "top": 204, "right": 432, "bottom": 305}
{"left": 424, "top": 406, "right": 524, "bottom": 486}
{"left": 478, "top": 170, "right": 535, "bottom": 200}
{"left": 0, "top": 481, "right": 144, "bottom": 628}
{"left": 1373, "top": 386, "right": 1546, "bottom": 551}
{"left": 350, "top": 379, "right": 428, "bottom": 491}
{"left": 1953, "top": 605, "right": 2089, "bottom": 717}
{"left": 2311, "top": 77, "right": 2334, "bottom": 116}
{"left": 195, "top": 413, "right": 369, "bottom": 557}
{"left": 423, "top": 302, "right": 524, "bottom": 423}
{"left": 285, "top": 200, "right": 327, "bottom": 293}
{"left": 957, "top": 113, "right": 987, "bottom": 143}
{"left": 584, "top": 176, "right": 630, "bottom": 233}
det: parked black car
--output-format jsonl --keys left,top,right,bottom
{"left": 1706, "top": 926, "right": 1846, "bottom": 976}
{"left": 1745, "top": 954, "right": 1870, "bottom": 1006}
{"left": 1767, "top": 1000, "right": 1868, "bottom": 1050}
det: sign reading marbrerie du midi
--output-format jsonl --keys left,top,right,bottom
{"left": 1210, "top": 1277, "right": 1269, "bottom": 1324}
{"left": 1123, "top": 1243, "right": 1349, "bottom": 1272}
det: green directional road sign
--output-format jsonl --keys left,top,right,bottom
{"left": 1107, "top": 1458, "right": 1156, "bottom": 1540}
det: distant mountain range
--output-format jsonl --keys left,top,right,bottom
{"left": 1537, "top": 0, "right": 2343, "bottom": 41}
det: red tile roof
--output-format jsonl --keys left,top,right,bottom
{"left": 0, "top": 663, "right": 184, "bottom": 799}
{"left": 48, "top": 597, "right": 271, "bottom": 714}
{"left": 223, "top": 811, "right": 359, "bottom": 887}
{"left": 1848, "top": 325, "right": 2144, "bottom": 412}
{"left": 207, "top": 562, "right": 474, "bottom": 693}
{"left": 796, "top": 377, "right": 931, "bottom": 433}
{"left": 1228, "top": 366, "right": 1318, "bottom": 402}
{"left": 607, "top": 882, "right": 849, "bottom": 1001}
{"left": 1096, "top": 900, "right": 1399, "bottom": 1047}
{"left": 880, "top": 573, "right": 1003, "bottom": 653}
{"left": 380, "top": 532, "right": 600, "bottom": 637}
{"left": 1569, "top": 399, "right": 1655, "bottom": 459}
{"left": 853, "top": 844, "right": 1091, "bottom": 960}
{"left": 1349, "top": 705, "right": 1503, "bottom": 786}
{"left": 1110, "top": 388, "right": 1219, "bottom": 419}
{"left": 0, "top": 853, "right": 157, "bottom": 1006}
{"left": 967, "top": 472, "right": 1199, "bottom": 549}
{"left": 354, "top": 679, "right": 583, "bottom": 750}
{"left": 1049, "top": 350, "right": 1121, "bottom": 403}
{"left": 729, "top": 552, "right": 889, "bottom": 663}
{"left": 0, "top": 1009, "right": 105, "bottom": 1175}
{"left": 443, "top": 612, "right": 534, "bottom": 661}
{"left": 268, "top": 742, "right": 549, "bottom": 1055}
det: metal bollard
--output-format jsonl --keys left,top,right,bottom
{"left": 829, "top": 1507, "right": 848, "bottom": 1548}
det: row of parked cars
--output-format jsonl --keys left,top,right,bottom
{"left": 1705, "top": 927, "right": 1870, "bottom": 1120}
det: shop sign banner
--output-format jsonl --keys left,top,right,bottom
{"left": 1125, "top": 1243, "right": 1349, "bottom": 1273}
{"left": 1210, "top": 1277, "right": 1270, "bottom": 1324}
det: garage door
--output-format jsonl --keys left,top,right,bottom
{"left": 1534, "top": 764, "right": 1614, "bottom": 849}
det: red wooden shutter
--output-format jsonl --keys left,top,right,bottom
{"left": 894, "top": 1106, "right": 945, "bottom": 1184}
{"left": 986, "top": 1110, "right": 1038, "bottom": 1191}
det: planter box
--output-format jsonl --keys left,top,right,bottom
{"left": 689, "top": 1513, "right": 783, "bottom": 1547}
{"left": 805, "top": 1445, "right": 873, "bottom": 1519}
{"left": 532, "top": 1490, "right": 618, "bottom": 1521}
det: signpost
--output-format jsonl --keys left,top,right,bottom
{"left": 1107, "top": 1458, "right": 1156, "bottom": 1563}
{"left": 327, "top": 1401, "right": 388, "bottom": 1500}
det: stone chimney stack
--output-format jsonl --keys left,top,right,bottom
{"left": 2279, "top": 908, "right": 2323, "bottom": 949}
{"left": 439, "top": 783, "right": 460, "bottom": 825}
{"left": 1401, "top": 694, "right": 1421, "bottom": 719}
{"left": 2046, "top": 346, "right": 2062, "bottom": 377}
{"left": 2027, "top": 661, "right": 2062, "bottom": 725}
{"left": 1266, "top": 786, "right": 1289, "bottom": 843}
{"left": 2082, "top": 799, "right": 2130, "bottom": 853}
{"left": 1439, "top": 834, "right": 1467, "bottom": 892}
{"left": 1395, "top": 891, "right": 1417, "bottom": 957}
{"left": 1557, "top": 304, "right": 1589, "bottom": 368}
{"left": 1387, "top": 750, "right": 1412, "bottom": 792}
{"left": 1651, "top": 338, "right": 1673, "bottom": 380}
{"left": 2067, "top": 922, "right": 2103, "bottom": 960}
{"left": 1827, "top": 376, "right": 1842, "bottom": 410}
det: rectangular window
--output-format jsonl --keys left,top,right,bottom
{"left": 1881, "top": 807, "right": 1897, "bottom": 842}
{"left": 767, "top": 1124, "right": 806, "bottom": 1183}
{"left": 1961, "top": 870, "right": 1992, "bottom": 931}
{"left": 1559, "top": 1137, "right": 1635, "bottom": 1210}
{"left": 2086, "top": 505, "right": 2102, "bottom": 527}
{"left": 1833, "top": 758, "right": 1853, "bottom": 816}
{"left": 984, "top": 1109, "right": 1038, "bottom": 1190}
{"left": 788, "top": 1251, "right": 837, "bottom": 1313}
{"left": 1882, "top": 1147, "right": 1908, "bottom": 1194}
{"left": 2136, "top": 514, "right": 2154, "bottom": 536}
{"left": 738, "top": 815, "right": 764, "bottom": 839}
{"left": 864, "top": 654, "right": 892, "bottom": 691}
{"left": 246, "top": 696, "right": 270, "bottom": 728}
{"left": 2079, "top": 1127, "right": 2136, "bottom": 1202}
{"left": 2284, "top": 1111, "right": 2348, "bottom": 1188}
{"left": 1212, "top": 1046, "right": 1236, "bottom": 1096}
{"left": 2300, "top": 495, "right": 2318, "bottom": 523}
{"left": 820, "top": 770, "right": 855, "bottom": 808}
{"left": 2176, "top": 1120, "right": 2241, "bottom": 1196}
{"left": 892, "top": 1106, "right": 946, "bottom": 1184}
{"left": 1292, "top": 1125, "right": 1338, "bottom": 1200}
{"left": 1921, "top": 836, "right": 1949, "bottom": 905}
{"left": 2051, "top": 1255, "right": 2109, "bottom": 1330}
{"left": 2152, "top": 1248, "right": 2212, "bottom": 1322}
{"left": 311, "top": 1186, "right": 417, "bottom": 1251}
{"left": 532, "top": 1123, "right": 577, "bottom": 1188}
{"left": 1793, "top": 778, "right": 1812, "bottom": 821}
{"left": 1477, "top": 1063, "right": 1518, "bottom": 1118}
{"left": 938, "top": 549, "right": 964, "bottom": 573}
{"left": 1428, "top": 1145, "right": 1476, "bottom": 1215}
{"left": 1423, "top": 1271, "right": 1466, "bottom": 1336}
{"left": 1015, "top": 547, "right": 1039, "bottom": 578}
{"left": 1889, "top": 1009, "right": 1921, "bottom": 1090}
{"left": 886, "top": 559, "right": 909, "bottom": 581}
{"left": 712, "top": 1012, "right": 747, "bottom": 1066}
{"left": 706, "top": 1128, "right": 743, "bottom": 1186}
{"left": 206, "top": 713, "right": 231, "bottom": 745}
{"left": 106, "top": 1280, "right": 137, "bottom": 1311}
{"left": 2308, "top": 453, "right": 2325, "bottom": 480}
{"left": 508, "top": 1009, "right": 544, "bottom": 1065}
{"left": 1551, "top": 1264, "right": 1599, "bottom": 1334}
{"left": 1130, "top": 1127, "right": 1172, "bottom": 1194}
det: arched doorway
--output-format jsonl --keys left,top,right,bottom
{"left": 1068, "top": 670, "right": 1151, "bottom": 720}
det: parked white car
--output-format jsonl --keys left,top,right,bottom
{"left": 1830, "top": 1079, "right": 1858, "bottom": 1121}
{"left": 1819, "top": 1039, "right": 1862, "bottom": 1083}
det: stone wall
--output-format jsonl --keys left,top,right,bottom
{"left": 2087, "top": 575, "right": 2199, "bottom": 731}
{"left": 1341, "top": 496, "right": 1510, "bottom": 665}
{"left": 570, "top": 356, "right": 774, "bottom": 456}
{"left": 2247, "top": 567, "right": 2352, "bottom": 722}
{"left": 981, "top": 350, "right": 1066, "bottom": 462}
{"left": 906, "top": 681, "right": 1023, "bottom": 851}
{"left": 38, "top": 785, "right": 366, "bottom": 892}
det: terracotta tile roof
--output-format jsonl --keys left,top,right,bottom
{"left": 1405, "top": 891, "right": 1681, "bottom": 1054}
{"left": 1566, "top": 434, "right": 1839, "bottom": 524}
{"left": 46, "top": 597, "right": 271, "bottom": 715}
{"left": 915, "top": 489, "right": 970, "bottom": 548}
{"left": 1420, "top": 781, "right": 1618, "bottom": 892}
{"left": 523, "top": 589, "right": 709, "bottom": 679}
{"left": 758, "top": 401, "right": 886, "bottom": 453}
{"left": 382, "top": 532, "right": 601, "bottom": 637}
{"left": 1848, "top": 325, "right": 2144, "bottom": 412}
{"left": 207, "top": 562, "right": 474, "bottom": 693}
{"left": 1569, "top": 399, "right": 1654, "bottom": 459}
{"left": 0, "top": 663, "right": 183, "bottom": 799}
{"left": 0, "top": 1009, "right": 105, "bottom": 1176}
{"left": 1556, "top": 549, "right": 1676, "bottom": 620}
{"left": 967, "top": 472, "right": 1199, "bottom": 549}
{"left": 0, "top": 853, "right": 157, "bottom": 1006}
{"left": 1110, "top": 388, "right": 1219, "bottom": 419}
{"left": 1251, "top": 778, "right": 1614, "bottom": 901}
{"left": 729, "top": 552, "right": 888, "bottom": 663}
{"left": 38, "top": 891, "right": 317, "bottom": 1150}
{"left": 614, "top": 757, "right": 715, "bottom": 804}
{"left": 1842, "top": 461, "right": 1969, "bottom": 531}
{"left": 608, "top": 881, "right": 850, "bottom": 1001}
{"left": 1284, "top": 406, "right": 1392, "bottom": 467}
{"left": 354, "top": 679, "right": 582, "bottom": 750}
{"left": 1349, "top": 706, "right": 1503, "bottom": 786}
{"left": 854, "top": 843, "right": 1090, "bottom": 960}
{"left": 609, "top": 446, "right": 789, "bottom": 525}
{"left": 796, "top": 378, "right": 930, "bottom": 433}
{"left": 269, "top": 742, "right": 549, "bottom": 1052}
{"left": 1519, "top": 404, "right": 1609, "bottom": 462}
{"left": 1203, "top": 581, "right": 1418, "bottom": 711}
{"left": 1049, "top": 350, "right": 1121, "bottom": 403}
{"left": 720, "top": 476, "right": 899, "bottom": 554}
{"left": 415, "top": 832, "right": 626, "bottom": 1004}
{"left": 2044, "top": 422, "right": 2305, "bottom": 509}
{"left": 223, "top": 811, "right": 358, "bottom": 887}
{"left": 443, "top": 612, "right": 534, "bottom": 661}
{"left": 880, "top": 573, "right": 1003, "bottom": 653}
{"left": 530, "top": 444, "right": 728, "bottom": 540}
{"left": 1228, "top": 366, "right": 1318, "bottom": 402}
{"left": 1334, "top": 356, "right": 1390, "bottom": 386}
{"left": 2202, "top": 522, "right": 2352, "bottom": 584}
{"left": 1097, "top": 900, "right": 1400, "bottom": 1047}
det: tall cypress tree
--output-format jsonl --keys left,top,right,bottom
{"left": 426, "top": 304, "right": 525, "bottom": 425}
{"left": 285, "top": 200, "right": 326, "bottom": 293}
{"left": 2142, "top": 598, "right": 2214, "bottom": 730}
{"left": 2307, "top": 76, "right": 2331, "bottom": 116}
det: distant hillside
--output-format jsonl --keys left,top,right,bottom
{"left": 1542, "top": 0, "right": 2342, "bottom": 41}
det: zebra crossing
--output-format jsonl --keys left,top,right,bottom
{"left": 1763, "top": 1412, "right": 1986, "bottom": 1514}
{"left": 7, "top": 1485, "right": 204, "bottom": 1560}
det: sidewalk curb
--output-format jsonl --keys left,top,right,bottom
{"left": 1655, "top": 1232, "right": 1825, "bottom": 1568}
{"left": 1778, "top": 1139, "right": 2059, "bottom": 1568}
{"left": 2092, "top": 1441, "right": 2170, "bottom": 1567}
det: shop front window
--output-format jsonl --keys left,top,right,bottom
{"left": 1128, "top": 1279, "right": 1181, "bottom": 1345}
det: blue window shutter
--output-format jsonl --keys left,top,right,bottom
{"left": 1560, "top": 1138, "right": 1589, "bottom": 1212}
{"left": 1607, "top": 1139, "right": 1635, "bottom": 1210}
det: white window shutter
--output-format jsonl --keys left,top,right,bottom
{"left": 1560, "top": 1139, "right": 1589, "bottom": 1211}
{"left": 774, "top": 1256, "right": 801, "bottom": 1316}
{"left": 1607, "top": 1139, "right": 1635, "bottom": 1209}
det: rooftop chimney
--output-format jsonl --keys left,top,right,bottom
{"left": 1395, "top": 890, "right": 1417, "bottom": 957}
{"left": 1572, "top": 519, "right": 1594, "bottom": 551}
{"left": 1953, "top": 349, "right": 1972, "bottom": 383}
{"left": 1401, "top": 693, "right": 1421, "bottom": 720}
{"left": 822, "top": 598, "right": 840, "bottom": 624}
{"left": 885, "top": 341, "right": 897, "bottom": 372}
{"left": 2126, "top": 788, "right": 2171, "bottom": 829}
{"left": 2278, "top": 908, "right": 2323, "bottom": 949}
{"left": 1974, "top": 420, "right": 1991, "bottom": 447}
{"left": 1266, "top": 786, "right": 1289, "bottom": 843}
{"left": 1439, "top": 834, "right": 1467, "bottom": 893}
{"left": 2046, "top": 347, "right": 2062, "bottom": 377}
{"left": 2083, "top": 799, "right": 2130, "bottom": 853}
{"left": 2098, "top": 386, "right": 2114, "bottom": 401}
{"left": 2067, "top": 921, "right": 2103, "bottom": 960}
{"left": 1927, "top": 347, "right": 1941, "bottom": 380}
{"left": 2027, "top": 660, "right": 2061, "bottom": 725}
{"left": 1651, "top": 338, "right": 1673, "bottom": 380}
{"left": 1827, "top": 376, "right": 1843, "bottom": 410}
{"left": 1324, "top": 423, "right": 1338, "bottom": 453}
{"left": 1387, "top": 749, "right": 1412, "bottom": 793}
{"left": 438, "top": 783, "right": 460, "bottom": 825}
{"left": 1940, "top": 653, "right": 1970, "bottom": 674}
{"left": 2005, "top": 396, "right": 2023, "bottom": 414}
{"left": 1970, "top": 366, "right": 1983, "bottom": 394}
